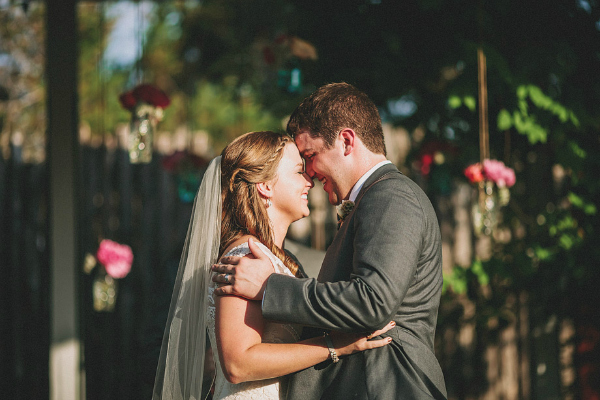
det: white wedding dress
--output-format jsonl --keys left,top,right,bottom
{"left": 206, "top": 242, "right": 301, "bottom": 400}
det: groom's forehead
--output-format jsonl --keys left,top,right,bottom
{"left": 294, "top": 131, "right": 323, "bottom": 153}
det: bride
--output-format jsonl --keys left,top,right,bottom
{"left": 152, "top": 131, "right": 393, "bottom": 400}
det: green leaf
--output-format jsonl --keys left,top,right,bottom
{"left": 443, "top": 267, "right": 467, "bottom": 295}
{"left": 570, "top": 112, "right": 580, "bottom": 127}
{"left": 529, "top": 124, "right": 548, "bottom": 144}
{"left": 448, "top": 96, "right": 462, "bottom": 109}
{"left": 555, "top": 214, "right": 577, "bottom": 231}
{"left": 559, "top": 234, "right": 574, "bottom": 249}
{"left": 584, "top": 203, "right": 597, "bottom": 215}
{"left": 512, "top": 112, "right": 547, "bottom": 144}
{"left": 568, "top": 192, "right": 597, "bottom": 215}
{"left": 535, "top": 246, "right": 554, "bottom": 261}
{"left": 518, "top": 99, "right": 529, "bottom": 115}
{"left": 471, "top": 259, "right": 489, "bottom": 286}
{"left": 568, "top": 141, "right": 587, "bottom": 159}
{"left": 517, "top": 85, "right": 527, "bottom": 99}
{"left": 497, "top": 109, "right": 513, "bottom": 130}
{"left": 568, "top": 192, "right": 584, "bottom": 207}
{"left": 463, "top": 96, "right": 476, "bottom": 112}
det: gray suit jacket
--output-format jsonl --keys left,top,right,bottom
{"left": 263, "top": 163, "right": 447, "bottom": 399}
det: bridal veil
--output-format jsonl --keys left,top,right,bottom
{"left": 153, "top": 156, "right": 222, "bottom": 400}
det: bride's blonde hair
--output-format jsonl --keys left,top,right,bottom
{"left": 220, "top": 131, "right": 300, "bottom": 277}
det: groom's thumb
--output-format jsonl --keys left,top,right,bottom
{"left": 248, "top": 238, "right": 266, "bottom": 260}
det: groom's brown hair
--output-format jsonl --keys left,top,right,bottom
{"left": 286, "top": 82, "right": 386, "bottom": 156}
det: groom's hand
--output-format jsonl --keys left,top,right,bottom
{"left": 212, "top": 239, "right": 275, "bottom": 300}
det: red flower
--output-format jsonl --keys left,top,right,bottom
{"left": 119, "top": 84, "right": 170, "bottom": 111}
{"left": 119, "top": 91, "right": 137, "bottom": 111}
{"left": 132, "top": 84, "right": 171, "bottom": 108}
{"left": 464, "top": 163, "right": 484, "bottom": 183}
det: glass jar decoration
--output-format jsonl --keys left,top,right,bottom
{"left": 128, "top": 105, "right": 159, "bottom": 163}
{"left": 119, "top": 84, "right": 170, "bottom": 164}
{"left": 465, "top": 160, "right": 516, "bottom": 236}
{"left": 93, "top": 268, "right": 117, "bottom": 312}
{"left": 472, "top": 181, "right": 499, "bottom": 236}
{"left": 86, "top": 239, "right": 134, "bottom": 312}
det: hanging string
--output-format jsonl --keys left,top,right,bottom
{"left": 477, "top": 0, "right": 489, "bottom": 164}
{"left": 477, "top": 48, "right": 489, "bottom": 163}
{"left": 476, "top": 0, "right": 491, "bottom": 232}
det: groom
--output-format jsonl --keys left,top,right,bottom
{"left": 214, "top": 82, "right": 447, "bottom": 399}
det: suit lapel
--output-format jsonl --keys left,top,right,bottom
{"left": 317, "top": 163, "right": 400, "bottom": 282}
{"left": 354, "top": 163, "right": 400, "bottom": 204}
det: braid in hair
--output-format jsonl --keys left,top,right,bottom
{"left": 220, "top": 131, "right": 300, "bottom": 277}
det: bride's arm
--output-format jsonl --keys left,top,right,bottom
{"left": 215, "top": 293, "right": 393, "bottom": 384}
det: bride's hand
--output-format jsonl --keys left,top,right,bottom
{"left": 329, "top": 321, "right": 396, "bottom": 357}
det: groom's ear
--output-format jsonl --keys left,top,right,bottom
{"left": 339, "top": 129, "right": 356, "bottom": 156}
{"left": 256, "top": 181, "right": 273, "bottom": 198}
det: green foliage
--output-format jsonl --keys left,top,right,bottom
{"left": 448, "top": 95, "right": 476, "bottom": 112}
{"left": 568, "top": 192, "right": 597, "bottom": 215}
{"left": 443, "top": 266, "right": 468, "bottom": 295}
{"left": 495, "top": 85, "right": 579, "bottom": 144}
{"left": 188, "top": 79, "right": 282, "bottom": 149}
{"left": 443, "top": 260, "right": 491, "bottom": 295}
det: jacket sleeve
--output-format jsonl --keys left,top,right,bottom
{"left": 262, "top": 178, "right": 433, "bottom": 332}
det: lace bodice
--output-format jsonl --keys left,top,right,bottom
{"left": 207, "top": 242, "right": 301, "bottom": 400}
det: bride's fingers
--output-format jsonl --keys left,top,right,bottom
{"left": 366, "top": 321, "right": 396, "bottom": 340}
{"left": 362, "top": 336, "right": 393, "bottom": 349}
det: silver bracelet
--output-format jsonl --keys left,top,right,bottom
{"left": 323, "top": 332, "right": 339, "bottom": 363}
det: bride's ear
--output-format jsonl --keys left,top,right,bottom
{"left": 256, "top": 181, "right": 273, "bottom": 199}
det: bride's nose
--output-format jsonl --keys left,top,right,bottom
{"left": 303, "top": 172, "right": 314, "bottom": 188}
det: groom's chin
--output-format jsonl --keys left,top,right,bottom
{"left": 327, "top": 192, "right": 340, "bottom": 206}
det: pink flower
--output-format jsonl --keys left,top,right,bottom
{"left": 501, "top": 167, "right": 516, "bottom": 188}
{"left": 96, "top": 239, "right": 133, "bottom": 279}
{"left": 482, "top": 159, "right": 516, "bottom": 188}
{"left": 464, "top": 163, "right": 484, "bottom": 183}
{"left": 104, "top": 260, "right": 132, "bottom": 279}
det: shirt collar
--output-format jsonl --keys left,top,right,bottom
{"left": 348, "top": 160, "right": 392, "bottom": 202}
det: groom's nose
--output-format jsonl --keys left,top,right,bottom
{"left": 304, "top": 161, "right": 316, "bottom": 178}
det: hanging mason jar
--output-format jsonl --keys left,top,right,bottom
{"left": 128, "top": 105, "right": 158, "bottom": 164}
{"left": 93, "top": 266, "right": 117, "bottom": 312}
{"left": 472, "top": 180, "right": 499, "bottom": 236}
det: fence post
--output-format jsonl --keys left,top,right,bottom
{"left": 47, "top": 0, "right": 82, "bottom": 399}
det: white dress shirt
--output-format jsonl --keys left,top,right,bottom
{"left": 347, "top": 160, "right": 392, "bottom": 202}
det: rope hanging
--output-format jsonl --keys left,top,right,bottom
{"left": 477, "top": 47, "right": 489, "bottom": 163}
